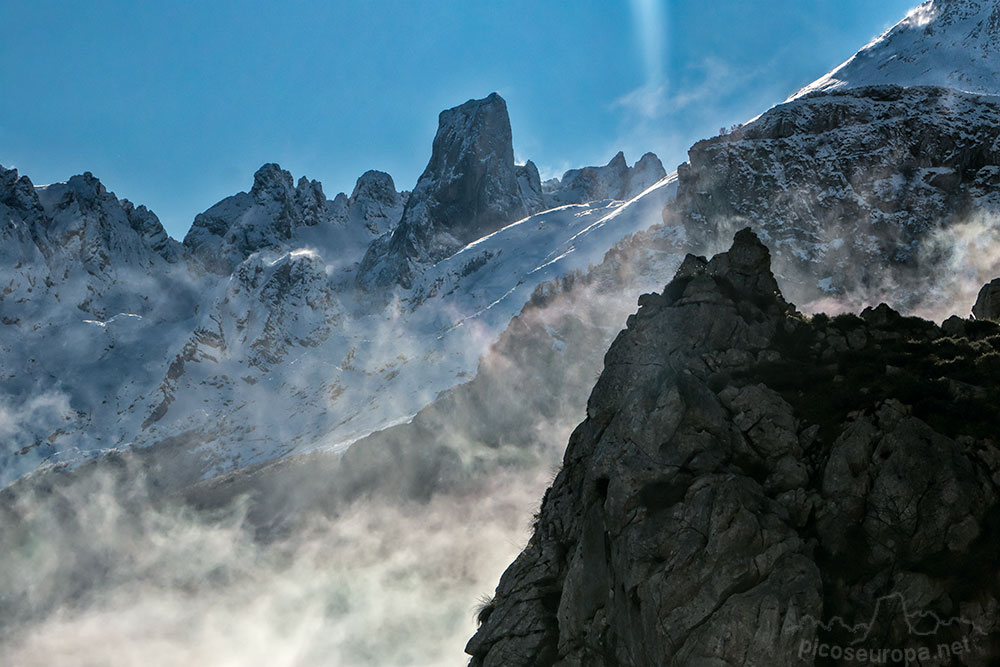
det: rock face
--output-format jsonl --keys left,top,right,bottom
{"left": 343, "top": 169, "right": 407, "bottom": 236}
{"left": 545, "top": 151, "right": 667, "bottom": 206}
{"left": 468, "top": 230, "right": 1000, "bottom": 666}
{"left": 357, "top": 93, "right": 540, "bottom": 289}
{"left": 0, "top": 166, "right": 50, "bottom": 286}
{"left": 120, "top": 199, "right": 182, "bottom": 263}
{"left": 973, "top": 277, "right": 1000, "bottom": 320}
{"left": 183, "top": 164, "right": 329, "bottom": 273}
{"left": 664, "top": 85, "right": 1000, "bottom": 309}
{"left": 516, "top": 160, "right": 546, "bottom": 214}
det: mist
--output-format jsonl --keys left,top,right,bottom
{"left": 0, "top": 459, "right": 560, "bottom": 667}
{"left": 0, "top": 265, "right": 632, "bottom": 666}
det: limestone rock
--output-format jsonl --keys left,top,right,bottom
{"left": 468, "top": 229, "right": 1000, "bottom": 666}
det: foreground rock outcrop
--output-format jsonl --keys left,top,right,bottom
{"left": 467, "top": 229, "right": 1000, "bottom": 665}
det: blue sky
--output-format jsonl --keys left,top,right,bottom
{"left": 0, "top": 0, "right": 915, "bottom": 240}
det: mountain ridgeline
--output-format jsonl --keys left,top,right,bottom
{"left": 467, "top": 230, "right": 1000, "bottom": 666}
{"left": 0, "top": 91, "right": 669, "bottom": 487}
{"left": 665, "top": 84, "right": 1000, "bottom": 312}
{"left": 354, "top": 93, "right": 664, "bottom": 290}
{"left": 7, "top": 0, "right": 1000, "bottom": 662}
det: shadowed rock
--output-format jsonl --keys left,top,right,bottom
{"left": 467, "top": 229, "right": 1000, "bottom": 666}
{"left": 973, "top": 277, "right": 1000, "bottom": 321}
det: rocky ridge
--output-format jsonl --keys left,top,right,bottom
{"left": 182, "top": 164, "right": 407, "bottom": 275}
{"left": 662, "top": 84, "right": 1000, "bottom": 313}
{"left": 544, "top": 151, "right": 666, "bottom": 207}
{"left": 468, "top": 229, "right": 1000, "bottom": 666}
{"left": 0, "top": 165, "right": 187, "bottom": 321}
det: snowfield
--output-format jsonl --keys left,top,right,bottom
{"left": 791, "top": 0, "right": 1000, "bottom": 100}
{"left": 0, "top": 171, "right": 676, "bottom": 485}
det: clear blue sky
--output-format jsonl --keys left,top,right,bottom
{"left": 0, "top": 0, "right": 915, "bottom": 240}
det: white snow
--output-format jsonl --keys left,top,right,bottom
{"left": 790, "top": 0, "right": 1000, "bottom": 100}
{"left": 0, "top": 170, "right": 678, "bottom": 485}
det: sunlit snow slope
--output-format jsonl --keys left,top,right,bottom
{"left": 0, "top": 169, "right": 676, "bottom": 485}
{"left": 790, "top": 0, "right": 1000, "bottom": 100}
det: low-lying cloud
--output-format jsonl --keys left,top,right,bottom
{"left": 0, "top": 464, "right": 552, "bottom": 667}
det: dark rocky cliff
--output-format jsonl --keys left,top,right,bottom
{"left": 467, "top": 229, "right": 1000, "bottom": 666}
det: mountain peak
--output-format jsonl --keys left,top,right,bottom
{"left": 0, "top": 165, "right": 42, "bottom": 214}
{"left": 790, "top": 0, "right": 1000, "bottom": 100}
{"left": 251, "top": 163, "right": 295, "bottom": 199}
{"left": 434, "top": 92, "right": 512, "bottom": 154}
{"left": 356, "top": 92, "right": 530, "bottom": 289}
{"left": 349, "top": 170, "right": 398, "bottom": 204}
{"left": 663, "top": 227, "right": 790, "bottom": 314}
{"left": 64, "top": 171, "right": 109, "bottom": 202}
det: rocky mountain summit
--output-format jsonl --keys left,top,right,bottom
{"left": 468, "top": 230, "right": 1000, "bottom": 665}
{"left": 0, "top": 165, "right": 186, "bottom": 321}
{"left": 182, "top": 163, "right": 407, "bottom": 274}
{"left": 356, "top": 92, "right": 666, "bottom": 290}
{"left": 357, "top": 93, "right": 536, "bottom": 289}
{"left": 338, "top": 169, "right": 408, "bottom": 237}
{"left": 545, "top": 151, "right": 666, "bottom": 206}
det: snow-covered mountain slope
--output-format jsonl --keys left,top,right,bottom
{"left": 791, "top": 0, "right": 1000, "bottom": 100}
{"left": 0, "top": 166, "right": 203, "bottom": 485}
{"left": 664, "top": 84, "right": 1000, "bottom": 315}
{"left": 122, "top": 174, "right": 677, "bottom": 480}
{"left": 1, "top": 92, "right": 673, "bottom": 486}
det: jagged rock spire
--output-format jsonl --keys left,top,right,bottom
{"left": 356, "top": 92, "right": 533, "bottom": 289}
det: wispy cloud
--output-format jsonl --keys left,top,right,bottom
{"left": 613, "top": 56, "right": 754, "bottom": 120}
{"left": 607, "top": 49, "right": 791, "bottom": 172}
